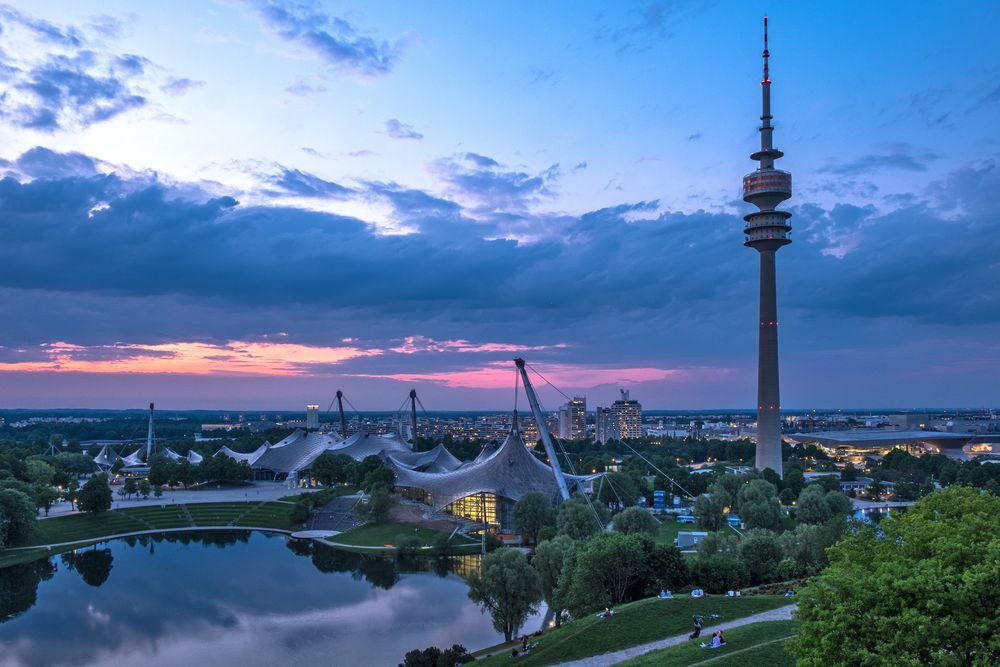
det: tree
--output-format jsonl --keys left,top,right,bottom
{"left": 737, "top": 479, "right": 782, "bottom": 530}
{"left": 34, "top": 485, "right": 60, "bottom": 516}
{"left": 25, "top": 460, "right": 56, "bottom": 486}
{"left": 65, "top": 478, "right": 79, "bottom": 510}
{"left": 366, "top": 484, "right": 392, "bottom": 524}
{"left": 78, "top": 474, "right": 113, "bottom": 516}
{"left": 739, "top": 529, "right": 783, "bottom": 586}
{"left": 556, "top": 496, "right": 601, "bottom": 540}
{"left": 687, "top": 553, "right": 749, "bottom": 594}
{"left": 790, "top": 486, "right": 1000, "bottom": 666}
{"left": 513, "top": 492, "right": 556, "bottom": 545}
{"left": 562, "top": 533, "right": 648, "bottom": 614}
{"left": 153, "top": 484, "right": 163, "bottom": 499}
{"left": 137, "top": 479, "right": 151, "bottom": 499}
{"left": 612, "top": 506, "right": 659, "bottom": 537}
{"left": 0, "top": 489, "right": 36, "bottom": 548}
{"left": 824, "top": 489, "right": 853, "bottom": 517}
{"left": 841, "top": 462, "right": 859, "bottom": 482}
{"left": 123, "top": 478, "right": 138, "bottom": 500}
{"left": 312, "top": 452, "right": 357, "bottom": 486}
{"left": 796, "top": 484, "right": 832, "bottom": 524}
{"left": 399, "top": 644, "right": 472, "bottom": 667}
{"left": 532, "top": 535, "right": 575, "bottom": 627}
{"left": 597, "top": 472, "right": 641, "bottom": 509}
{"left": 693, "top": 493, "right": 726, "bottom": 531}
{"left": 467, "top": 548, "right": 542, "bottom": 642}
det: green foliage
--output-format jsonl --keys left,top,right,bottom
{"left": 561, "top": 532, "right": 650, "bottom": 616}
{"left": 532, "top": 535, "right": 575, "bottom": 626}
{"left": 687, "top": 553, "right": 749, "bottom": 593}
{"left": 513, "top": 492, "right": 556, "bottom": 545}
{"left": 78, "top": 474, "right": 113, "bottom": 516}
{"left": 556, "top": 496, "right": 601, "bottom": 540}
{"left": 467, "top": 547, "right": 542, "bottom": 642}
{"left": 790, "top": 487, "right": 1000, "bottom": 666}
{"left": 693, "top": 492, "right": 725, "bottom": 531}
{"left": 739, "top": 529, "right": 783, "bottom": 586}
{"left": 795, "top": 484, "right": 831, "bottom": 524}
{"left": 289, "top": 501, "right": 310, "bottom": 524}
{"left": 0, "top": 488, "right": 36, "bottom": 547}
{"left": 33, "top": 485, "right": 60, "bottom": 516}
{"left": 395, "top": 533, "right": 424, "bottom": 556}
{"left": 399, "top": 644, "right": 472, "bottom": 667}
{"left": 612, "top": 506, "right": 659, "bottom": 537}
{"left": 737, "top": 479, "right": 782, "bottom": 530}
{"left": 362, "top": 465, "right": 396, "bottom": 491}
{"left": 311, "top": 452, "right": 357, "bottom": 486}
{"left": 25, "top": 460, "right": 56, "bottom": 486}
{"left": 597, "top": 471, "right": 642, "bottom": 508}
{"left": 366, "top": 484, "right": 392, "bottom": 524}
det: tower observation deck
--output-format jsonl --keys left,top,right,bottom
{"left": 744, "top": 17, "right": 791, "bottom": 477}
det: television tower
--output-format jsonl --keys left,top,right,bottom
{"left": 743, "top": 17, "right": 791, "bottom": 477}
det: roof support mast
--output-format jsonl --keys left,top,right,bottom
{"left": 145, "top": 402, "right": 155, "bottom": 462}
{"left": 514, "top": 358, "right": 571, "bottom": 501}
{"left": 409, "top": 389, "right": 418, "bottom": 451}
{"left": 336, "top": 390, "right": 348, "bottom": 438}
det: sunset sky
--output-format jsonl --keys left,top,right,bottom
{"left": 0, "top": 1, "right": 997, "bottom": 410}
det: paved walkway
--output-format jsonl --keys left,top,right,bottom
{"left": 550, "top": 604, "right": 797, "bottom": 667}
{"left": 306, "top": 495, "right": 364, "bottom": 532}
{"left": 43, "top": 482, "right": 313, "bottom": 518}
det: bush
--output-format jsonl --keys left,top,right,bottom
{"left": 395, "top": 533, "right": 424, "bottom": 556}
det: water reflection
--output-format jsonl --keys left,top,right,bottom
{"left": 0, "top": 532, "right": 517, "bottom": 667}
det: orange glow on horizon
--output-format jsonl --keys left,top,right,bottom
{"left": 0, "top": 341, "right": 383, "bottom": 376}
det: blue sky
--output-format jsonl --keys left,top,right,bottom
{"left": 0, "top": 0, "right": 997, "bottom": 410}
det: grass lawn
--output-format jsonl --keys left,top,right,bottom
{"left": 233, "top": 503, "right": 298, "bottom": 530}
{"left": 118, "top": 505, "right": 190, "bottom": 529}
{"left": 15, "top": 511, "right": 149, "bottom": 547}
{"left": 6, "top": 501, "right": 303, "bottom": 553}
{"left": 656, "top": 519, "right": 687, "bottom": 546}
{"left": 475, "top": 596, "right": 792, "bottom": 667}
{"left": 333, "top": 521, "right": 473, "bottom": 548}
{"left": 621, "top": 620, "right": 799, "bottom": 666}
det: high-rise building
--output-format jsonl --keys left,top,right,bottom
{"left": 609, "top": 389, "right": 642, "bottom": 440}
{"left": 743, "top": 18, "right": 791, "bottom": 477}
{"left": 594, "top": 407, "right": 613, "bottom": 444}
{"left": 557, "top": 397, "right": 587, "bottom": 440}
{"left": 305, "top": 404, "right": 320, "bottom": 430}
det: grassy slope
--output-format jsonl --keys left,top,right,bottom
{"left": 8, "top": 502, "right": 299, "bottom": 549}
{"left": 332, "top": 521, "right": 472, "bottom": 547}
{"left": 621, "top": 620, "right": 800, "bottom": 666}
{"left": 475, "top": 595, "right": 791, "bottom": 667}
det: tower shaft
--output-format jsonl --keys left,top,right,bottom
{"left": 743, "top": 17, "right": 791, "bottom": 478}
{"left": 756, "top": 251, "right": 783, "bottom": 473}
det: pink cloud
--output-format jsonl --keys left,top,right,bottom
{"left": 351, "top": 361, "right": 734, "bottom": 389}
{"left": 390, "top": 335, "right": 568, "bottom": 355}
{"left": 0, "top": 341, "right": 382, "bottom": 376}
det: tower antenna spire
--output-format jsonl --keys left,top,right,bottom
{"left": 762, "top": 16, "right": 769, "bottom": 83}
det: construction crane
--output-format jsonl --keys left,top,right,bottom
{"left": 514, "top": 358, "right": 571, "bottom": 501}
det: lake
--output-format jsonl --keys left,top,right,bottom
{"left": 0, "top": 531, "right": 540, "bottom": 667}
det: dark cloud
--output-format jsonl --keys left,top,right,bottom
{"left": 434, "top": 153, "right": 558, "bottom": 211}
{"left": 0, "top": 6, "right": 197, "bottom": 131}
{"left": 383, "top": 118, "right": 423, "bottom": 140}
{"left": 271, "top": 167, "right": 352, "bottom": 198}
{"left": 2, "top": 50, "right": 147, "bottom": 130}
{"left": 0, "top": 147, "right": 997, "bottom": 408}
{"left": 818, "top": 153, "right": 936, "bottom": 176}
{"left": 248, "top": 0, "right": 401, "bottom": 76}
{"left": 15, "top": 146, "right": 102, "bottom": 179}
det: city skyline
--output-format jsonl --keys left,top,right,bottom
{"left": 1, "top": 1, "right": 998, "bottom": 410}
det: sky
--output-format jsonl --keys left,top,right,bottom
{"left": 0, "top": 0, "right": 997, "bottom": 411}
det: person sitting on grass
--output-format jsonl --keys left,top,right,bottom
{"left": 658, "top": 589, "right": 673, "bottom": 599}
{"left": 601, "top": 607, "right": 615, "bottom": 618}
